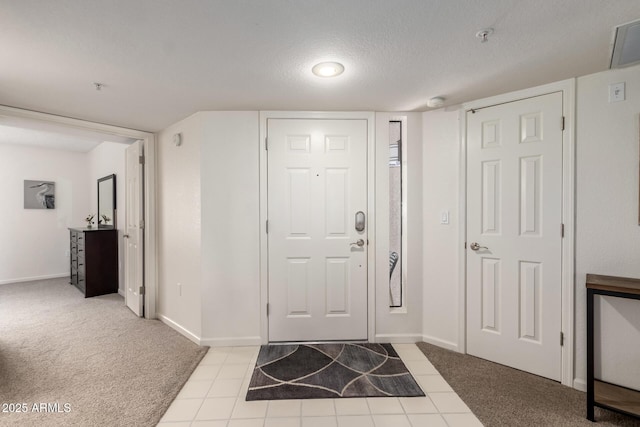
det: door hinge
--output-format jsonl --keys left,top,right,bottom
{"left": 140, "top": 219, "right": 145, "bottom": 229}
{"left": 139, "top": 155, "right": 145, "bottom": 164}
{"left": 560, "top": 332, "right": 564, "bottom": 346}
{"left": 139, "top": 286, "right": 145, "bottom": 295}
{"left": 266, "top": 303, "right": 269, "bottom": 316}
{"left": 464, "top": 242, "right": 467, "bottom": 249}
{"left": 266, "top": 220, "right": 269, "bottom": 234}
{"left": 561, "top": 223, "right": 564, "bottom": 238}
{"left": 561, "top": 116, "right": 565, "bottom": 131}
{"left": 265, "top": 137, "right": 268, "bottom": 150}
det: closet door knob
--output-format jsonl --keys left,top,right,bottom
{"left": 470, "top": 242, "right": 488, "bottom": 251}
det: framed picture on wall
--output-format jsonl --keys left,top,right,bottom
{"left": 24, "top": 180, "right": 55, "bottom": 209}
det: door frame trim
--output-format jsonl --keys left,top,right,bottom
{"left": 0, "top": 104, "right": 158, "bottom": 320}
{"left": 259, "top": 111, "right": 376, "bottom": 343}
{"left": 458, "top": 79, "right": 576, "bottom": 387}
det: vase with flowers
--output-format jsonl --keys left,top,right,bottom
{"left": 85, "top": 214, "right": 95, "bottom": 228}
{"left": 100, "top": 214, "right": 111, "bottom": 226}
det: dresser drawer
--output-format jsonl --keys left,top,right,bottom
{"left": 71, "top": 258, "right": 85, "bottom": 274}
{"left": 76, "top": 273, "right": 86, "bottom": 293}
{"left": 70, "top": 246, "right": 84, "bottom": 258}
{"left": 71, "top": 231, "right": 85, "bottom": 249}
{"left": 75, "top": 241, "right": 85, "bottom": 255}
{"left": 70, "top": 241, "right": 81, "bottom": 254}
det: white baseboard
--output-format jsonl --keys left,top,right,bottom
{"left": 421, "top": 334, "right": 460, "bottom": 352}
{"left": 573, "top": 378, "right": 587, "bottom": 392}
{"left": 157, "top": 314, "right": 202, "bottom": 346}
{"left": 118, "top": 289, "right": 125, "bottom": 297}
{"left": 0, "top": 273, "right": 68, "bottom": 285}
{"left": 200, "top": 336, "right": 263, "bottom": 347}
{"left": 156, "top": 314, "right": 262, "bottom": 348}
{"left": 374, "top": 333, "right": 423, "bottom": 344}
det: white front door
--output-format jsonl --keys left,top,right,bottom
{"left": 124, "top": 140, "right": 144, "bottom": 317}
{"left": 466, "top": 92, "right": 563, "bottom": 381}
{"left": 267, "top": 119, "right": 368, "bottom": 342}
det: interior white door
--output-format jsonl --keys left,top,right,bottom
{"left": 466, "top": 92, "right": 563, "bottom": 381}
{"left": 124, "top": 140, "right": 144, "bottom": 317}
{"left": 267, "top": 118, "right": 368, "bottom": 342}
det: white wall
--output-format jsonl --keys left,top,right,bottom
{"left": 156, "top": 111, "right": 262, "bottom": 345}
{"left": 421, "top": 109, "right": 461, "bottom": 350}
{"left": 0, "top": 144, "right": 89, "bottom": 283}
{"left": 156, "top": 113, "right": 203, "bottom": 339}
{"left": 200, "top": 112, "right": 261, "bottom": 346}
{"left": 149, "top": 64, "right": 640, "bottom": 374}
{"left": 87, "top": 141, "right": 128, "bottom": 293}
{"left": 156, "top": 111, "right": 427, "bottom": 345}
{"left": 375, "top": 113, "right": 424, "bottom": 341}
{"left": 575, "top": 65, "right": 640, "bottom": 389}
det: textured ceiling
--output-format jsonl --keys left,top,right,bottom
{"left": 1, "top": 0, "right": 639, "bottom": 132}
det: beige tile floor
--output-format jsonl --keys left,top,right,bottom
{"left": 158, "top": 344, "right": 483, "bottom": 427}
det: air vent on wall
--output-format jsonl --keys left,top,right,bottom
{"left": 610, "top": 20, "right": 640, "bottom": 69}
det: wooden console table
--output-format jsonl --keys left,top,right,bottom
{"left": 587, "top": 274, "right": 640, "bottom": 421}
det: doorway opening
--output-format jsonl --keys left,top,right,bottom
{"left": 0, "top": 105, "right": 157, "bottom": 319}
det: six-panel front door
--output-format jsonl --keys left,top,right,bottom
{"left": 267, "top": 119, "right": 368, "bottom": 342}
{"left": 466, "top": 92, "right": 563, "bottom": 381}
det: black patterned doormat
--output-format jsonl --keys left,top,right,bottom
{"left": 245, "top": 343, "right": 424, "bottom": 400}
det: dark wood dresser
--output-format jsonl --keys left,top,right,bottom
{"left": 69, "top": 227, "right": 118, "bottom": 297}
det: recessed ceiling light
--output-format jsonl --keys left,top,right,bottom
{"left": 312, "top": 62, "right": 345, "bottom": 78}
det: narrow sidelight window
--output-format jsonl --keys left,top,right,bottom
{"left": 389, "top": 120, "right": 403, "bottom": 307}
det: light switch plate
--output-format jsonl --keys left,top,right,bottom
{"left": 441, "top": 210, "right": 450, "bottom": 224}
{"left": 609, "top": 82, "right": 625, "bottom": 102}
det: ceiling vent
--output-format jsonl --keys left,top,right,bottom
{"left": 610, "top": 20, "right": 640, "bottom": 69}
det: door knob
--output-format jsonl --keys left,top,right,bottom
{"left": 123, "top": 234, "right": 130, "bottom": 239}
{"left": 470, "top": 242, "right": 488, "bottom": 251}
{"left": 350, "top": 239, "right": 365, "bottom": 247}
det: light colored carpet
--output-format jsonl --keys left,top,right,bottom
{"left": 0, "top": 278, "right": 207, "bottom": 426}
{"left": 417, "top": 342, "right": 640, "bottom": 426}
